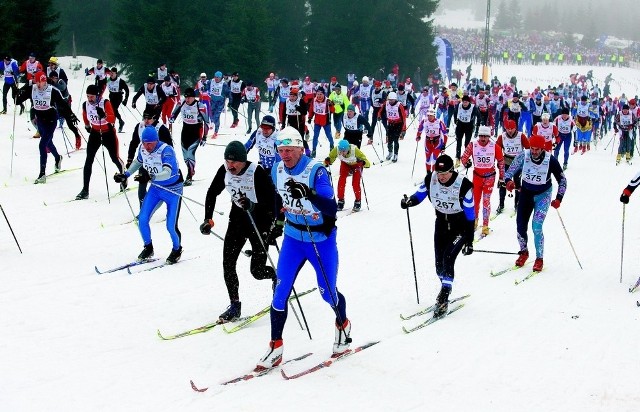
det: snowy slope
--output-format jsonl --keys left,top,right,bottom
{"left": 1, "top": 58, "right": 640, "bottom": 411}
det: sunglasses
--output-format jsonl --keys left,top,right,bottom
{"left": 436, "top": 169, "right": 452, "bottom": 175}
{"left": 275, "top": 138, "right": 302, "bottom": 146}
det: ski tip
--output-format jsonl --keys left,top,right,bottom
{"left": 156, "top": 329, "right": 167, "bottom": 340}
{"left": 94, "top": 266, "right": 102, "bottom": 275}
{"left": 190, "top": 380, "right": 208, "bottom": 392}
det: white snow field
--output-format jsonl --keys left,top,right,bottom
{"left": 1, "top": 56, "right": 640, "bottom": 411}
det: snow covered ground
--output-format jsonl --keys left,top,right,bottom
{"left": 1, "top": 57, "right": 640, "bottom": 411}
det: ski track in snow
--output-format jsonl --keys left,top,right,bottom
{"left": 1, "top": 55, "right": 640, "bottom": 411}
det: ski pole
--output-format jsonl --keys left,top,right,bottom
{"left": 300, "top": 207, "right": 350, "bottom": 345}
{"left": 149, "top": 182, "right": 224, "bottom": 215}
{"left": 377, "top": 122, "right": 386, "bottom": 159}
{"left": 76, "top": 74, "right": 88, "bottom": 114}
{"left": 410, "top": 139, "right": 419, "bottom": 180}
{"left": 555, "top": 208, "right": 583, "bottom": 270}
{"left": 0, "top": 204, "right": 23, "bottom": 253}
{"left": 245, "top": 210, "right": 311, "bottom": 338}
{"left": 474, "top": 249, "right": 519, "bottom": 255}
{"left": 120, "top": 182, "right": 138, "bottom": 222}
{"left": 368, "top": 138, "right": 383, "bottom": 163}
{"left": 361, "top": 172, "right": 370, "bottom": 210}
{"left": 403, "top": 194, "right": 420, "bottom": 304}
{"left": 621, "top": 204, "right": 625, "bottom": 284}
{"left": 10, "top": 103, "right": 17, "bottom": 176}
{"left": 100, "top": 129, "right": 111, "bottom": 204}
{"left": 58, "top": 125, "right": 71, "bottom": 158}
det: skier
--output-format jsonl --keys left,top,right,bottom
{"left": 358, "top": 76, "right": 373, "bottom": 121}
{"left": 16, "top": 71, "right": 78, "bottom": 183}
{"left": 85, "top": 59, "right": 109, "bottom": 95}
{"left": 573, "top": 95, "right": 592, "bottom": 154}
{"left": 256, "top": 126, "right": 350, "bottom": 370}
{"left": 48, "top": 71, "right": 83, "bottom": 149}
{"left": 370, "top": 80, "right": 387, "bottom": 138}
{"left": 242, "top": 81, "right": 262, "bottom": 134}
{"left": 208, "top": 71, "right": 229, "bottom": 138}
{"left": 328, "top": 84, "right": 350, "bottom": 139}
{"left": 496, "top": 119, "right": 530, "bottom": 214}
{"left": 453, "top": 95, "right": 479, "bottom": 167}
{"left": 400, "top": 154, "right": 474, "bottom": 317}
{"left": 307, "top": 87, "right": 333, "bottom": 157}
{"left": 281, "top": 88, "right": 309, "bottom": 139}
{"left": 553, "top": 108, "right": 575, "bottom": 171}
{"left": 19, "top": 52, "right": 43, "bottom": 85}
{"left": 531, "top": 113, "right": 559, "bottom": 152}
{"left": 274, "top": 78, "right": 291, "bottom": 126}
{"left": 377, "top": 91, "right": 407, "bottom": 163}
{"left": 416, "top": 107, "right": 448, "bottom": 172}
{"left": 75, "top": 84, "right": 125, "bottom": 199}
{"left": 460, "top": 125, "right": 505, "bottom": 235}
{"left": 245, "top": 115, "right": 281, "bottom": 171}
{"left": 1, "top": 55, "right": 20, "bottom": 114}
{"left": 504, "top": 135, "right": 567, "bottom": 272}
{"left": 228, "top": 72, "right": 245, "bottom": 128}
{"left": 195, "top": 73, "right": 211, "bottom": 121}
{"left": 343, "top": 104, "right": 371, "bottom": 148}
{"left": 159, "top": 75, "right": 179, "bottom": 126}
{"left": 613, "top": 104, "right": 637, "bottom": 165}
{"left": 324, "top": 139, "right": 371, "bottom": 212}
{"left": 106, "top": 67, "right": 129, "bottom": 133}
{"left": 128, "top": 109, "right": 174, "bottom": 205}
{"left": 264, "top": 72, "right": 277, "bottom": 112}
{"left": 200, "top": 141, "right": 277, "bottom": 323}
{"left": 170, "top": 87, "right": 209, "bottom": 185}
{"left": 131, "top": 77, "right": 167, "bottom": 120}
{"left": 46, "top": 57, "right": 68, "bottom": 85}
{"left": 114, "top": 126, "right": 184, "bottom": 264}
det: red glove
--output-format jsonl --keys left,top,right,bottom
{"left": 506, "top": 181, "right": 516, "bottom": 192}
{"left": 415, "top": 134, "right": 421, "bottom": 141}
{"left": 551, "top": 199, "right": 561, "bottom": 209}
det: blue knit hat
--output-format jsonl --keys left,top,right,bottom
{"left": 141, "top": 126, "right": 159, "bottom": 143}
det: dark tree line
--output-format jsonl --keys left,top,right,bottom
{"left": 1, "top": 0, "right": 59, "bottom": 64}
{"left": 4, "top": 1, "right": 439, "bottom": 89}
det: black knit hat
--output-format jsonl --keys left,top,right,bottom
{"left": 434, "top": 154, "right": 454, "bottom": 173}
{"left": 224, "top": 141, "right": 247, "bottom": 162}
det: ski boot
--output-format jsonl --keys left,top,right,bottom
{"left": 515, "top": 249, "right": 529, "bottom": 267}
{"left": 533, "top": 258, "right": 543, "bottom": 272}
{"left": 138, "top": 243, "right": 154, "bottom": 261}
{"left": 75, "top": 189, "right": 89, "bottom": 200}
{"left": 218, "top": 301, "right": 241, "bottom": 323}
{"left": 433, "top": 287, "right": 451, "bottom": 318}
{"left": 255, "top": 339, "right": 283, "bottom": 371}
{"left": 166, "top": 246, "right": 183, "bottom": 264}
{"left": 337, "top": 199, "right": 345, "bottom": 211}
{"left": 333, "top": 319, "right": 352, "bottom": 356}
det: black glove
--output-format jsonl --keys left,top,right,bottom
{"left": 113, "top": 172, "right": 127, "bottom": 183}
{"left": 497, "top": 180, "right": 506, "bottom": 189}
{"left": 620, "top": 193, "right": 630, "bottom": 204}
{"left": 268, "top": 221, "right": 284, "bottom": 245}
{"left": 465, "top": 159, "right": 472, "bottom": 169}
{"left": 69, "top": 113, "right": 79, "bottom": 125}
{"left": 84, "top": 125, "right": 91, "bottom": 133}
{"left": 199, "top": 219, "right": 214, "bottom": 235}
{"left": 125, "top": 159, "right": 132, "bottom": 169}
{"left": 462, "top": 243, "right": 474, "bottom": 256}
{"left": 96, "top": 107, "right": 106, "bottom": 119}
{"left": 241, "top": 97, "right": 247, "bottom": 104}
{"left": 237, "top": 196, "right": 254, "bottom": 211}
{"left": 200, "top": 137, "right": 207, "bottom": 147}
{"left": 400, "top": 195, "right": 416, "bottom": 209}
{"left": 131, "top": 102, "right": 136, "bottom": 109}
{"left": 19, "top": 104, "right": 25, "bottom": 115}
{"left": 285, "top": 180, "right": 313, "bottom": 199}
{"left": 122, "top": 98, "right": 128, "bottom": 106}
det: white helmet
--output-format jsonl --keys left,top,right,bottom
{"left": 362, "top": 76, "right": 369, "bottom": 83}
{"left": 427, "top": 107, "right": 436, "bottom": 116}
{"left": 353, "top": 80, "right": 359, "bottom": 86}
{"left": 387, "top": 92, "right": 398, "bottom": 100}
{"left": 477, "top": 125, "right": 492, "bottom": 136}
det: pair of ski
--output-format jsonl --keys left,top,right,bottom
{"left": 157, "top": 287, "right": 317, "bottom": 340}
{"left": 191, "top": 341, "right": 380, "bottom": 391}
{"left": 490, "top": 262, "right": 543, "bottom": 285}
{"left": 400, "top": 294, "right": 469, "bottom": 333}
{"left": 94, "top": 256, "right": 198, "bottom": 275}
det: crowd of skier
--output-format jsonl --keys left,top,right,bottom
{"left": 3, "top": 53, "right": 640, "bottom": 373}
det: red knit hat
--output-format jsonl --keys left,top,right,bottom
{"left": 529, "top": 135, "right": 546, "bottom": 149}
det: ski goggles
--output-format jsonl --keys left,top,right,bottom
{"left": 275, "top": 137, "right": 304, "bottom": 148}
